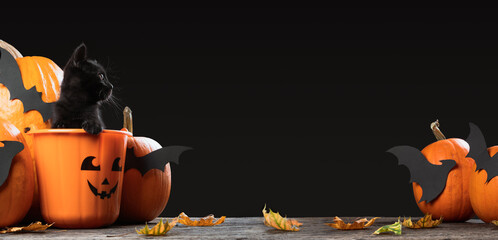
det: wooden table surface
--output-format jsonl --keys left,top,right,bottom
{"left": 0, "top": 217, "right": 496, "bottom": 239}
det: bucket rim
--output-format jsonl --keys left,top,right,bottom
{"left": 27, "top": 128, "right": 132, "bottom": 136}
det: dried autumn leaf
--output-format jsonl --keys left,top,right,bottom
{"left": 402, "top": 214, "right": 442, "bottom": 229}
{"left": 262, "top": 205, "right": 302, "bottom": 232}
{"left": 177, "top": 212, "right": 226, "bottom": 226}
{"left": 492, "top": 220, "right": 498, "bottom": 226}
{"left": 136, "top": 218, "right": 178, "bottom": 236}
{"left": 326, "top": 216, "right": 379, "bottom": 230}
{"left": 0, "top": 222, "right": 53, "bottom": 234}
{"left": 373, "top": 220, "right": 402, "bottom": 235}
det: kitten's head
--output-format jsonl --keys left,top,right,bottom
{"left": 62, "top": 43, "right": 113, "bottom": 104}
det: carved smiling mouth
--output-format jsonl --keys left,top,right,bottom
{"left": 87, "top": 180, "right": 118, "bottom": 199}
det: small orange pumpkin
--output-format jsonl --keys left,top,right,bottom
{"left": 411, "top": 121, "right": 474, "bottom": 222}
{"left": 118, "top": 107, "right": 172, "bottom": 223}
{"left": 0, "top": 118, "right": 34, "bottom": 228}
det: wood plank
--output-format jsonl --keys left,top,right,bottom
{"left": 0, "top": 217, "right": 494, "bottom": 239}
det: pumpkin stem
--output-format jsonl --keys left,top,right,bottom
{"left": 123, "top": 106, "right": 133, "bottom": 134}
{"left": 430, "top": 120, "right": 446, "bottom": 141}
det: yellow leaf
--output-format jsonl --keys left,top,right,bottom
{"left": 373, "top": 220, "right": 402, "bottom": 235}
{"left": 136, "top": 218, "right": 177, "bottom": 236}
{"left": 262, "top": 205, "right": 302, "bottom": 232}
{"left": 402, "top": 214, "right": 442, "bottom": 229}
{"left": 177, "top": 212, "right": 226, "bottom": 226}
{"left": 326, "top": 216, "right": 379, "bottom": 230}
{"left": 0, "top": 222, "right": 53, "bottom": 234}
{"left": 492, "top": 220, "right": 498, "bottom": 226}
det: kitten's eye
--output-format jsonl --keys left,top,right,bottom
{"left": 98, "top": 73, "right": 105, "bottom": 80}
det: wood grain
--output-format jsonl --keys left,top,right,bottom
{"left": 0, "top": 217, "right": 493, "bottom": 239}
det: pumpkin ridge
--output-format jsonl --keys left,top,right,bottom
{"left": 450, "top": 139, "right": 465, "bottom": 220}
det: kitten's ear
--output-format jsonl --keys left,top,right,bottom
{"left": 68, "top": 43, "right": 87, "bottom": 65}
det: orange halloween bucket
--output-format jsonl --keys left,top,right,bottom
{"left": 29, "top": 129, "right": 132, "bottom": 228}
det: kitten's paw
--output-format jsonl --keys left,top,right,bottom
{"left": 82, "top": 121, "right": 103, "bottom": 135}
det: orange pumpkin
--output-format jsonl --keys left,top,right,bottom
{"left": 0, "top": 118, "right": 34, "bottom": 228}
{"left": 0, "top": 42, "right": 62, "bottom": 222}
{"left": 0, "top": 42, "right": 62, "bottom": 153}
{"left": 469, "top": 146, "right": 498, "bottom": 223}
{"left": 411, "top": 121, "right": 474, "bottom": 222}
{"left": 118, "top": 107, "right": 172, "bottom": 223}
{"left": 14, "top": 56, "right": 62, "bottom": 150}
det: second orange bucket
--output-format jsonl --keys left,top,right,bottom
{"left": 29, "top": 129, "right": 132, "bottom": 228}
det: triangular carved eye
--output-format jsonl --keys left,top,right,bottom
{"left": 81, "top": 156, "right": 100, "bottom": 171}
{"left": 112, "top": 157, "right": 122, "bottom": 171}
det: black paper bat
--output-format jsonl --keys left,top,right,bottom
{"left": 387, "top": 146, "right": 456, "bottom": 203}
{"left": 0, "top": 140, "right": 24, "bottom": 187}
{"left": 0, "top": 48, "right": 53, "bottom": 121}
{"left": 465, "top": 122, "right": 498, "bottom": 183}
{"left": 125, "top": 145, "right": 192, "bottom": 176}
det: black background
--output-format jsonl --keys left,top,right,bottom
{"left": 2, "top": 8, "right": 498, "bottom": 217}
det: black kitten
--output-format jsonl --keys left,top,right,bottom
{"left": 52, "top": 43, "right": 113, "bottom": 134}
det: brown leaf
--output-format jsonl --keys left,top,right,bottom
{"left": 0, "top": 222, "right": 53, "bottom": 234}
{"left": 178, "top": 212, "right": 226, "bottom": 226}
{"left": 326, "top": 216, "right": 379, "bottom": 230}
{"left": 262, "top": 205, "right": 302, "bottom": 231}
{"left": 402, "top": 214, "right": 442, "bottom": 229}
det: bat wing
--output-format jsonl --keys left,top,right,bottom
{"left": 482, "top": 156, "right": 498, "bottom": 183}
{"left": 0, "top": 48, "right": 53, "bottom": 121}
{"left": 466, "top": 122, "right": 498, "bottom": 182}
{"left": 125, "top": 145, "right": 192, "bottom": 176}
{"left": 465, "top": 123, "right": 490, "bottom": 166}
{"left": 0, "top": 141, "right": 24, "bottom": 187}
{"left": 387, "top": 145, "right": 456, "bottom": 203}
{"left": 18, "top": 88, "right": 54, "bottom": 122}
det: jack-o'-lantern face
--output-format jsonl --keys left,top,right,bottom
{"left": 81, "top": 156, "right": 123, "bottom": 199}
